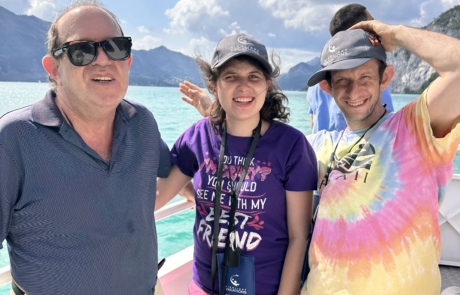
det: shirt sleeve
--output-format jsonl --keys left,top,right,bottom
{"left": 284, "top": 132, "right": 318, "bottom": 191}
{"left": 0, "top": 144, "right": 22, "bottom": 248}
{"left": 170, "top": 124, "right": 199, "bottom": 178}
{"left": 157, "top": 139, "right": 172, "bottom": 178}
{"left": 306, "top": 86, "right": 316, "bottom": 115}
{"left": 410, "top": 89, "right": 460, "bottom": 165}
{"left": 382, "top": 87, "right": 394, "bottom": 111}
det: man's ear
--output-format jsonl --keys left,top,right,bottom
{"left": 380, "top": 65, "right": 394, "bottom": 91}
{"left": 43, "top": 55, "right": 59, "bottom": 80}
{"left": 318, "top": 80, "right": 332, "bottom": 95}
{"left": 127, "top": 53, "right": 133, "bottom": 67}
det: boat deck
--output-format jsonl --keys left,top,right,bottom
{"left": 441, "top": 265, "right": 460, "bottom": 291}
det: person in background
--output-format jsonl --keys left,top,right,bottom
{"left": 0, "top": 1, "right": 170, "bottom": 294}
{"left": 302, "top": 19, "right": 460, "bottom": 294}
{"left": 307, "top": 3, "right": 394, "bottom": 133}
{"left": 156, "top": 33, "right": 317, "bottom": 295}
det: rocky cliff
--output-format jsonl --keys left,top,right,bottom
{"left": 388, "top": 5, "right": 460, "bottom": 93}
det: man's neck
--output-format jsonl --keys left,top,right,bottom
{"left": 55, "top": 96, "right": 115, "bottom": 162}
{"left": 346, "top": 107, "right": 388, "bottom": 132}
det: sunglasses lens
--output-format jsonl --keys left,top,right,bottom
{"left": 67, "top": 42, "right": 96, "bottom": 66}
{"left": 103, "top": 38, "right": 131, "bottom": 60}
{"left": 59, "top": 37, "right": 131, "bottom": 66}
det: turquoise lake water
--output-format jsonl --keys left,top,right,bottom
{"left": 0, "top": 81, "right": 451, "bottom": 293}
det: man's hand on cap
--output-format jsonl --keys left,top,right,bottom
{"left": 349, "top": 20, "right": 398, "bottom": 52}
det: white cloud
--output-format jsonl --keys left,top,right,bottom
{"left": 406, "top": 0, "right": 445, "bottom": 26}
{"left": 132, "top": 35, "right": 162, "bottom": 50}
{"left": 26, "top": 0, "right": 59, "bottom": 21}
{"left": 137, "top": 25, "right": 150, "bottom": 33}
{"left": 229, "top": 22, "right": 240, "bottom": 30}
{"left": 257, "top": 0, "right": 339, "bottom": 32}
{"left": 176, "top": 36, "right": 215, "bottom": 59}
{"left": 441, "top": 0, "right": 460, "bottom": 9}
{"left": 218, "top": 21, "right": 248, "bottom": 37}
{"left": 268, "top": 33, "right": 276, "bottom": 38}
{"left": 164, "top": 0, "right": 229, "bottom": 34}
{"left": 256, "top": 0, "right": 458, "bottom": 32}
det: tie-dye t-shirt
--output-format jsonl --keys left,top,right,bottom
{"left": 303, "top": 90, "right": 460, "bottom": 295}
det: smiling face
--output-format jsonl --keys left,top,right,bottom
{"left": 321, "top": 59, "right": 392, "bottom": 130}
{"left": 44, "top": 6, "right": 132, "bottom": 118}
{"left": 212, "top": 58, "right": 271, "bottom": 131}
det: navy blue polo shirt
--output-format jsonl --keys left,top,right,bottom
{"left": 0, "top": 90, "right": 171, "bottom": 294}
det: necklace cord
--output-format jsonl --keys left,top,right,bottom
{"left": 324, "top": 107, "right": 387, "bottom": 186}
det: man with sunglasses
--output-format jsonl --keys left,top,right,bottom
{"left": 0, "top": 1, "right": 170, "bottom": 294}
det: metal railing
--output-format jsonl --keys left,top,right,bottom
{"left": 0, "top": 199, "right": 195, "bottom": 286}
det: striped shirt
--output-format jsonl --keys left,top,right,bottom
{"left": 0, "top": 90, "right": 171, "bottom": 295}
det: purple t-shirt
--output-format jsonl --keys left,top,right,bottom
{"left": 172, "top": 118, "right": 317, "bottom": 294}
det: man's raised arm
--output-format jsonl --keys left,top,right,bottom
{"left": 351, "top": 20, "right": 460, "bottom": 137}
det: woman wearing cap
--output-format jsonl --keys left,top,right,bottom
{"left": 156, "top": 33, "right": 317, "bottom": 295}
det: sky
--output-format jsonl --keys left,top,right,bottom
{"left": 1, "top": 0, "right": 459, "bottom": 72}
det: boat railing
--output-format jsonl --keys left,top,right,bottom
{"left": 0, "top": 199, "right": 195, "bottom": 287}
{"left": 154, "top": 199, "right": 194, "bottom": 221}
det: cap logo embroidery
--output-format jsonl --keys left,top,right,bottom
{"left": 323, "top": 48, "right": 349, "bottom": 65}
{"left": 237, "top": 36, "right": 251, "bottom": 45}
{"left": 328, "top": 45, "right": 338, "bottom": 53}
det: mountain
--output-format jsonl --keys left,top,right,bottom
{"left": 2, "top": 4, "right": 459, "bottom": 92}
{"left": 277, "top": 57, "right": 321, "bottom": 91}
{"left": 0, "top": 6, "right": 203, "bottom": 87}
{"left": 0, "top": 6, "right": 49, "bottom": 82}
{"left": 130, "top": 46, "right": 203, "bottom": 87}
{"left": 387, "top": 5, "right": 460, "bottom": 93}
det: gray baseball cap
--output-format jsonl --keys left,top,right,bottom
{"left": 211, "top": 33, "right": 272, "bottom": 73}
{"left": 307, "top": 29, "right": 387, "bottom": 86}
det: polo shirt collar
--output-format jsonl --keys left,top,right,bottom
{"left": 31, "top": 90, "right": 138, "bottom": 127}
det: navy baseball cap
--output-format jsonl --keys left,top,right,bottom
{"left": 307, "top": 29, "right": 387, "bottom": 86}
{"left": 211, "top": 33, "right": 272, "bottom": 73}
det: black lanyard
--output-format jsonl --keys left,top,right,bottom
{"left": 210, "top": 119, "right": 262, "bottom": 295}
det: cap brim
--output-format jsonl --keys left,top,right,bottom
{"left": 213, "top": 52, "right": 273, "bottom": 74}
{"left": 307, "top": 58, "right": 373, "bottom": 86}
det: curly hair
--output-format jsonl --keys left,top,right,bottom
{"left": 46, "top": 0, "right": 124, "bottom": 90}
{"left": 196, "top": 53, "right": 290, "bottom": 133}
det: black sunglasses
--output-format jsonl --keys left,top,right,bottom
{"left": 52, "top": 37, "right": 132, "bottom": 66}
